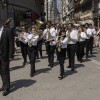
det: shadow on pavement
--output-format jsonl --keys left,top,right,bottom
{"left": 33, "top": 68, "right": 51, "bottom": 76}
{"left": 10, "top": 65, "right": 24, "bottom": 71}
{"left": 10, "top": 79, "right": 36, "bottom": 93}
{"left": 64, "top": 70, "right": 77, "bottom": 78}
{"left": 75, "top": 64, "right": 85, "bottom": 69}
{"left": 82, "top": 58, "right": 91, "bottom": 62}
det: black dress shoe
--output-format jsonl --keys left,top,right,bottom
{"left": 40, "top": 57, "right": 43, "bottom": 59}
{"left": 58, "top": 76, "right": 63, "bottom": 80}
{"left": 50, "top": 64, "right": 53, "bottom": 68}
{"left": 71, "top": 68, "right": 75, "bottom": 71}
{"left": 30, "top": 71, "right": 36, "bottom": 77}
{"left": 2, "top": 90, "right": 9, "bottom": 96}
{"left": 48, "top": 64, "right": 50, "bottom": 66}
{"left": 23, "top": 62, "right": 27, "bottom": 66}
{"left": 0, "top": 87, "right": 4, "bottom": 92}
{"left": 80, "top": 59, "right": 82, "bottom": 63}
{"left": 30, "top": 73, "right": 34, "bottom": 77}
{"left": 67, "top": 66, "right": 71, "bottom": 68}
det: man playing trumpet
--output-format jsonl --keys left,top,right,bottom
{"left": 27, "top": 26, "right": 39, "bottom": 77}
{"left": 66, "top": 23, "right": 78, "bottom": 71}
{"left": 43, "top": 21, "right": 57, "bottom": 68}
{"left": 18, "top": 25, "right": 28, "bottom": 66}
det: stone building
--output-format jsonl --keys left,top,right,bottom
{"left": 74, "top": 0, "right": 100, "bottom": 27}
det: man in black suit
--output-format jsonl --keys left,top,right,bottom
{"left": 0, "top": 18, "right": 14, "bottom": 96}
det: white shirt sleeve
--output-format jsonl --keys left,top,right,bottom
{"left": 61, "top": 37, "right": 68, "bottom": 44}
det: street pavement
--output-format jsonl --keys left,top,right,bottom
{"left": 0, "top": 46, "right": 100, "bottom": 100}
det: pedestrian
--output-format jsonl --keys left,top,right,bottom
{"left": 0, "top": 18, "right": 14, "bottom": 96}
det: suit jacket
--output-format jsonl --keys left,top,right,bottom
{"left": 0, "top": 25, "right": 14, "bottom": 61}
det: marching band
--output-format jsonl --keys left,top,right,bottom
{"left": 0, "top": 18, "right": 99, "bottom": 96}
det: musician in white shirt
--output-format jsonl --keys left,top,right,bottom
{"left": 85, "top": 23, "right": 95, "bottom": 58}
{"left": 19, "top": 26, "right": 28, "bottom": 66}
{"left": 43, "top": 21, "right": 57, "bottom": 68}
{"left": 55, "top": 24, "right": 61, "bottom": 61}
{"left": 89, "top": 24, "right": 96, "bottom": 55}
{"left": 76, "top": 26, "right": 87, "bottom": 63}
{"left": 66, "top": 23, "right": 78, "bottom": 71}
{"left": 56, "top": 30, "right": 68, "bottom": 79}
{"left": 27, "top": 26, "right": 39, "bottom": 77}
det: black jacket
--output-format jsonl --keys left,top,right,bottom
{"left": 0, "top": 26, "right": 14, "bottom": 61}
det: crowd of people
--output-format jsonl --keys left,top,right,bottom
{"left": 0, "top": 18, "right": 100, "bottom": 96}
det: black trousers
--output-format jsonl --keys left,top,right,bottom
{"left": 20, "top": 42, "right": 28, "bottom": 63}
{"left": 48, "top": 45, "right": 56, "bottom": 67}
{"left": 85, "top": 39, "right": 90, "bottom": 58}
{"left": 37, "top": 39, "right": 43, "bottom": 58}
{"left": 0, "top": 56, "right": 10, "bottom": 91}
{"left": 56, "top": 47, "right": 59, "bottom": 60}
{"left": 58, "top": 48, "right": 66, "bottom": 76}
{"left": 28, "top": 46, "right": 37, "bottom": 74}
{"left": 76, "top": 41, "right": 85, "bottom": 61}
{"left": 67, "top": 44, "right": 76, "bottom": 69}
{"left": 45, "top": 41, "right": 50, "bottom": 55}
{"left": 89, "top": 37, "right": 94, "bottom": 54}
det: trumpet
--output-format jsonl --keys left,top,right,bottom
{"left": 57, "top": 36, "right": 64, "bottom": 52}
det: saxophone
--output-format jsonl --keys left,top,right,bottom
{"left": 57, "top": 36, "right": 64, "bottom": 52}
{"left": 67, "top": 31, "right": 70, "bottom": 42}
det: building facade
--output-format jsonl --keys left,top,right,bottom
{"left": 44, "top": 0, "right": 60, "bottom": 23}
{"left": 0, "top": 0, "right": 44, "bottom": 26}
{"left": 74, "top": 0, "right": 100, "bottom": 27}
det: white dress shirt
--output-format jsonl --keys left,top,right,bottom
{"left": 79, "top": 32, "right": 87, "bottom": 42}
{"left": 27, "top": 33, "right": 39, "bottom": 46}
{"left": 66, "top": 29, "right": 78, "bottom": 44}
{"left": 60, "top": 37, "right": 68, "bottom": 48}
{"left": 43, "top": 27, "right": 57, "bottom": 46}
{"left": 0, "top": 26, "right": 4, "bottom": 38}
{"left": 86, "top": 28, "right": 93, "bottom": 39}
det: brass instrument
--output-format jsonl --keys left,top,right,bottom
{"left": 28, "top": 20, "right": 44, "bottom": 47}
{"left": 66, "top": 31, "right": 70, "bottom": 42}
{"left": 57, "top": 37, "right": 63, "bottom": 52}
{"left": 35, "top": 20, "right": 44, "bottom": 39}
{"left": 45, "top": 34, "right": 66, "bottom": 42}
{"left": 78, "top": 32, "right": 81, "bottom": 41}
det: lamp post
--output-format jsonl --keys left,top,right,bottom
{"left": 47, "top": 0, "right": 48, "bottom": 22}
